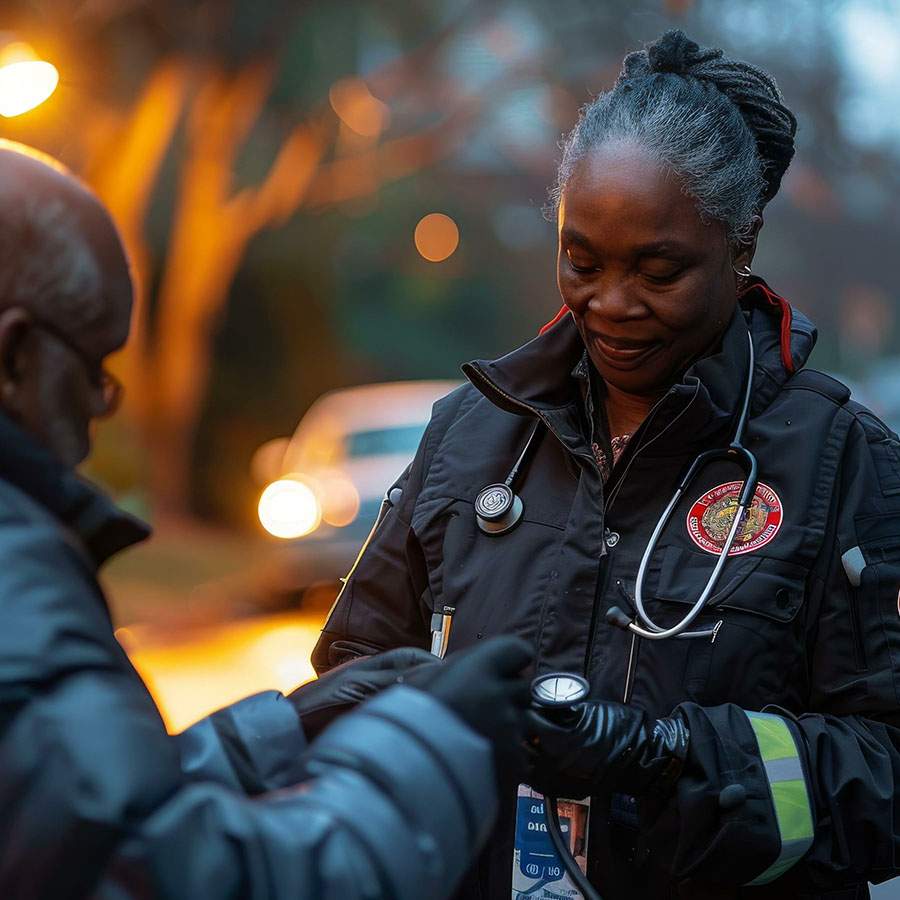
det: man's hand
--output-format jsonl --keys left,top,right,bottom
{"left": 411, "top": 636, "right": 532, "bottom": 786}
{"left": 525, "top": 701, "right": 690, "bottom": 800}
{"left": 288, "top": 647, "right": 438, "bottom": 740}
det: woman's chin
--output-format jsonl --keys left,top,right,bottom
{"left": 587, "top": 353, "right": 670, "bottom": 399}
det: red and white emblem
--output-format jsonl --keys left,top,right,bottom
{"left": 686, "top": 481, "right": 783, "bottom": 556}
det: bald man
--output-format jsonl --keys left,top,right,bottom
{"left": 0, "top": 142, "right": 531, "bottom": 899}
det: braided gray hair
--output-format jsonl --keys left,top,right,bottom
{"left": 551, "top": 30, "right": 798, "bottom": 241}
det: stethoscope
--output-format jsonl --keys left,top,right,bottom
{"left": 473, "top": 419, "right": 544, "bottom": 534}
{"left": 473, "top": 329, "right": 758, "bottom": 643}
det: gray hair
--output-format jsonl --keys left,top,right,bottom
{"left": 550, "top": 30, "right": 798, "bottom": 241}
{"left": 0, "top": 194, "right": 104, "bottom": 330}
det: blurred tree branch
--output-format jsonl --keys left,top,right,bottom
{"left": 73, "top": 0, "right": 517, "bottom": 517}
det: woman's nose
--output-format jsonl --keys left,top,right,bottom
{"left": 587, "top": 278, "right": 648, "bottom": 322}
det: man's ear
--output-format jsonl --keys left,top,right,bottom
{"left": 731, "top": 215, "right": 764, "bottom": 272}
{"left": 0, "top": 307, "right": 35, "bottom": 417}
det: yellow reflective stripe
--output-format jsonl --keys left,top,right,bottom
{"left": 771, "top": 780, "right": 814, "bottom": 843}
{"left": 744, "top": 712, "right": 814, "bottom": 886}
{"left": 749, "top": 714, "right": 798, "bottom": 759}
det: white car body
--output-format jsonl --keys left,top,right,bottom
{"left": 260, "top": 380, "right": 460, "bottom": 598}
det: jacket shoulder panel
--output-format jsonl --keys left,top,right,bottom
{"left": 780, "top": 368, "right": 851, "bottom": 407}
{"left": 0, "top": 486, "right": 120, "bottom": 685}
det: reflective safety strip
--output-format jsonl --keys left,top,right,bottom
{"left": 744, "top": 711, "right": 815, "bottom": 886}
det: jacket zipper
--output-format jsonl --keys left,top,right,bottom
{"left": 604, "top": 381, "right": 701, "bottom": 511}
{"left": 582, "top": 385, "right": 701, "bottom": 681}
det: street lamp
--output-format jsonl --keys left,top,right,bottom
{"left": 0, "top": 39, "right": 59, "bottom": 118}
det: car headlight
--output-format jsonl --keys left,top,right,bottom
{"left": 258, "top": 477, "right": 322, "bottom": 539}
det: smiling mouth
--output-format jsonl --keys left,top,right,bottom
{"left": 589, "top": 333, "right": 663, "bottom": 369}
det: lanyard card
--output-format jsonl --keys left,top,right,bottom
{"left": 512, "top": 784, "right": 590, "bottom": 899}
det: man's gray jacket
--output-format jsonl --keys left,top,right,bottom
{"left": 0, "top": 413, "right": 498, "bottom": 899}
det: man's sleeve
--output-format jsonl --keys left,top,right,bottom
{"left": 0, "top": 521, "right": 500, "bottom": 899}
{"left": 175, "top": 690, "right": 308, "bottom": 794}
{"left": 98, "top": 687, "right": 499, "bottom": 900}
{"left": 642, "top": 413, "right": 900, "bottom": 891}
{"left": 312, "top": 389, "right": 468, "bottom": 673}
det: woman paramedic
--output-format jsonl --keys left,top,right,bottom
{"left": 312, "top": 30, "right": 900, "bottom": 900}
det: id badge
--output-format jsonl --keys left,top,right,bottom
{"left": 511, "top": 784, "right": 590, "bottom": 899}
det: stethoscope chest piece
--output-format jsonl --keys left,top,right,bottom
{"left": 531, "top": 672, "right": 590, "bottom": 708}
{"left": 475, "top": 482, "right": 523, "bottom": 535}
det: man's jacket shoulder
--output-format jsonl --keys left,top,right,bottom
{"left": 0, "top": 474, "right": 120, "bottom": 686}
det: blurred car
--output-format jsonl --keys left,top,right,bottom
{"left": 862, "top": 357, "right": 900, "bottom": 435}
{"left": 253, "top": 380, "right": 459, "bottom": 602}
{"left": 822, "top": 365, "right": 900, "bottom": 437}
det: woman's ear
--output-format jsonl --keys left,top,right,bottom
{"left": 0, "top": 307, "right": 35, "bottom": 417}
{"left": 731, "top": 215, "right": 764, "bottom": 271}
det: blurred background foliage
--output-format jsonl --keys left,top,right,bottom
{"left": 2, "top": 0, "right": 899, "bottom": 527}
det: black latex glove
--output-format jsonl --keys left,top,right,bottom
{"left": 412, "top": 636, "right": 532, "bottom": 782}
{"left": 526, "top": 701, "right": 690, "bottom": 800}
{"left": 288, "top": 646, "right": 438, "bottom": 741}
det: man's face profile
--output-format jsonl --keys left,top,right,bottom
{"left": 0, "top": 144, "right": 133, "bottom": 467}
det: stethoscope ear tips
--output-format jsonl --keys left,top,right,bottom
{"left": 475, "top": 482, "right": 523, "bottom": 535}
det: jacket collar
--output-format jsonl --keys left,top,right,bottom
{"left": 463, "top": 314, "right": 594, "bottom": 463}
{"left": 463, "top": 279, "right": 817, "bottom": 456}
{"left": 0, "top": 413, "right": 150, "bottom": 568}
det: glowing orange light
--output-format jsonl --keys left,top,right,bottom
{"left": 0, "top": 43, "right": 59, "bottom": 117}
{"left": 414, "top": 213, "right": 459, "bottom": 262}
{"left": 328, "top": 77, "right": 390, "bottom": 137}
{"left": 126, "top": 612, "right": 319, "bottom": 732}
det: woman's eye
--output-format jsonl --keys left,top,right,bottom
{"left": 641, "top": 265, "right": 684, "bottom": 284}
{"left": 567, "top": 252, "right": 598, "bottom": 274}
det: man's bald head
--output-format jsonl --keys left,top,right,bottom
{"left": 0, "top": 141, "right": 132, "bottom": 340}
{"left": 0, "top": 142, "right": 133, "bottom": 466}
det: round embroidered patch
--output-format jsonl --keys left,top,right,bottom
{"left": 686, "top": 481, "right": 783, "bottom": 556}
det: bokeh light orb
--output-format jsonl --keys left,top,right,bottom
{"left": 319, "top": 473, "right": 361, "bottom": 528}
{"left": 0, "top": 43, "right": 59, "bottom": 117}
{"left": 258, "top": 478, "right": 321, "bottom": 539}
{"left": 414, "top": 213, "right": 459, "bottom": 262}
{"left": 329, "top": 77, "right": 389, "bottom": 137}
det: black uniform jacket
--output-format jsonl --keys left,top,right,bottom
{"left": 313, "top": 281, "right": 900, "bottom": 900}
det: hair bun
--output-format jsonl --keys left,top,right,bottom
{"left": 647, "top": 29, "right": 722, "bottom": 76}
{"left": 608, "top": 29, "right": 797, "bottom": 210}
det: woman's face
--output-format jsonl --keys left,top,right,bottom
{"left": 557, "top": 141, "right": 746, "bottom": 400}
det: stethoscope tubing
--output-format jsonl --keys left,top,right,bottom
{"left": 626, "top": 330, "right": 758, "bottom": 641}
{"left": 474, "top": 329, "right": 758, "bottom": 642}
{"left": 543, "top": 794, "right": 603, "bottom": 900}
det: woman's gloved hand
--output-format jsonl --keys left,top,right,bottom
{"left": 288, "top": 647, "right": 438, "bottom": 741}
{"left": 525, "top": 700, "right": 690, "bottom": 800}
